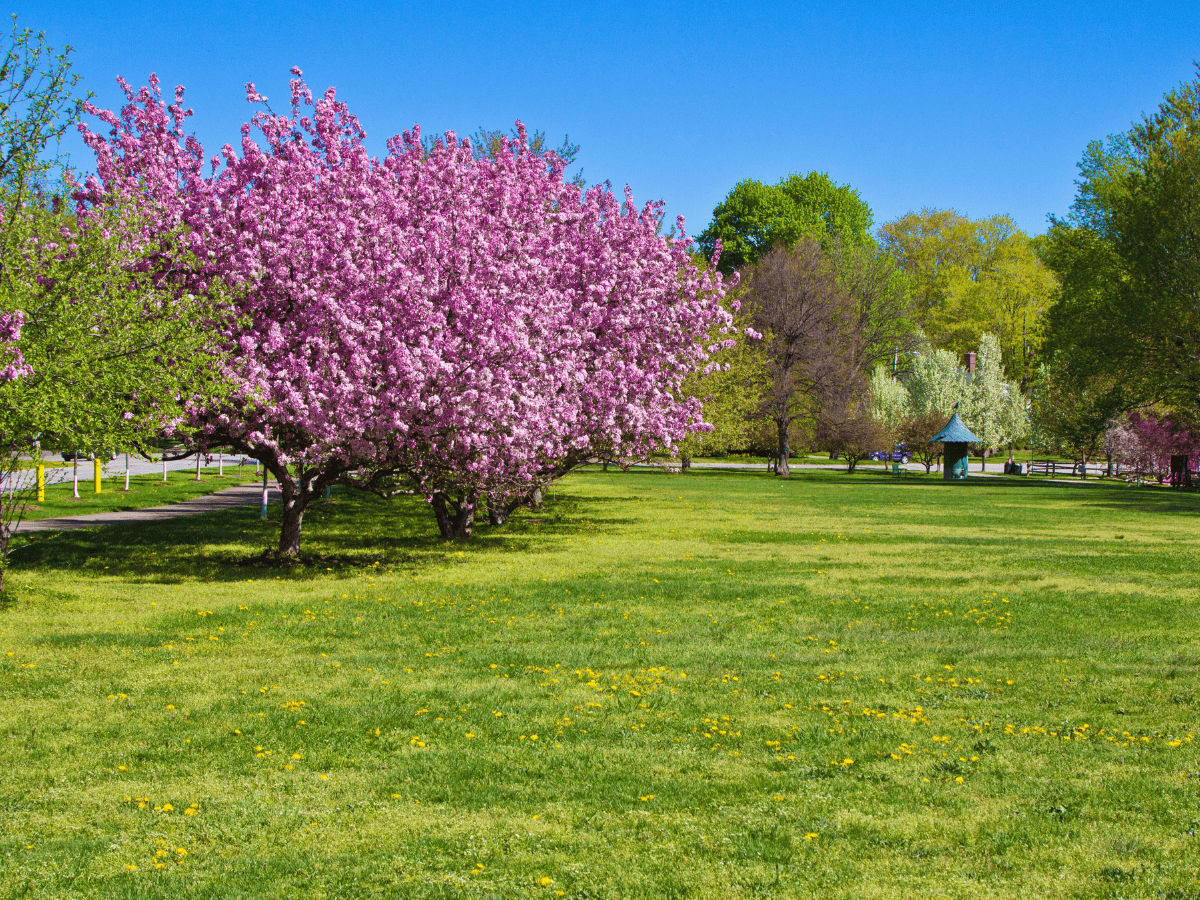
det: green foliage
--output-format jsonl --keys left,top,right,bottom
{"left": 0, "top": 16, "right": 82, "bottom": 196}
{"left": 1028, "top": 364, "right": 1120, "bottom": 460}
{"left": 677, "top": 300, "right": 770, "bottom": 462}
{"left": 872, "top": 335, "right": 1027, "bottom": 455}
{"left": 0, "top": 200, "right": 226, "bottom": 456}
{"left": 1043, "top": 64, "right": 1200, "bottom": 415}
{"left": 3, "top": 471, "right": 1200, "bottom": 897}
{"left": 698, "top": 172, "right": 874, "bottom": 274}
{"left": 878, "top": 209, "right": 1055, "bottom": 386}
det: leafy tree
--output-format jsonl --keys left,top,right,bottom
{"left": 967, "top": 333, "right": 1029, "bottom": 467}
{"left": 869, "top": 335, "right": 1026, "bottom": 470}
{"left": 0, "top": 199, "right": 224, "bottom": 589}
{"left": 1042, "top": 64, "right": 1200, "bottom": 417}
{"left": 0, "top": 21, "right": 221, "bottom": 591}
{"left": 675, "top": 295, "right": 768, "bottom": 469}
{"left": 1029, "top": 363, "right": 1120, "bottom": 473}
{"left": 697, "top": 172, "right": 873, "bottom": 274}
{"left": 878, "top": 209, "right": 1055, "bottom": 387}
{"left": 815, "top": 395, "right": 892, "bottom": 473}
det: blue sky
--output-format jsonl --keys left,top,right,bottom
{"left": 24, "top": 1, "right": 1200, "bottom": 238}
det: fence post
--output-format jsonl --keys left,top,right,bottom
{"left": 36, "top": 464, "right": 44, "bottom": 502}
{"left": 94, "top": 457, "right": 102, "bottom": 494}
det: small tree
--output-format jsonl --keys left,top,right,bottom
{"left": 742, "top": 239, "right": 851, "bottom": 477}
{"left": 965, "top": 333, "right": 1028, "bottom": 469}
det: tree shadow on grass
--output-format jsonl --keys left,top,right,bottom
{"left": 6, "top": 484, "right": 627, "bottom": 586}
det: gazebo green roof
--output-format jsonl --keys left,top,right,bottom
{"left": 930, "top": 412, "right": 981, "bottom": 443}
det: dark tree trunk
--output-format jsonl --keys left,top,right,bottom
{"left": 432, "top": 491, "right": 477, "bottom": 539}
{"left": 775, "top": 420, "right": 791, "bottom": 478}
{"left": 680, "top": 454, "right": 691, "bottom": 472}
{"left": 275, "top": 469, "right": 309, "bottom": 557}
{"left": 1106, "top": 453, "right": 1114, "bottom": 477}
{"left": 487, "top": 492, "right": 521, "bottom": 527}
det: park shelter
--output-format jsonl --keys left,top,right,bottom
{"left": 931, "top": 413, "right": 981, "bottom": 480}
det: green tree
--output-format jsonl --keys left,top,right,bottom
{"left": 1029, "top": 363, "right": 1119, "bottom": 474}
{"left": 966, "top": 333, "right": 1029, "bottom": 466}
{"left": 676, "top": 300, "right": 769, "bottom": 468}
{"left": 697, "top": 172, "right": 873, "bottom": 274}
{"left": 878, "top": 209, "right": 1055, "bottom": 387}
{"left": 0, "top": 20, "right": 225, "bottom": 589}
{"left": 1042, "top": 64, "right": 1200, "bottom": 416}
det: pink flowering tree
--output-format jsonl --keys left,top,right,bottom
{"left": 79, "top": 72, "right": 733, "bottom": 552}
{"left": 1104, "top": 412, "right": 1199, "bottom": 481}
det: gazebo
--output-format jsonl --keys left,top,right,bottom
{"left": 931, "top": 412, "right": 981, "bottom": 480}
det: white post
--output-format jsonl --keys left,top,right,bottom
{"left": 72, "top": 453, "right": 79, "bottom": 499}
{"left": 124, "top": 452, "right": 131, "bottom": 491}
{"left": 261, "top": 469, "right": 269, "bottom": 520}
{"left": 218, "top": 450, "right": 223, "bottom": 476}
{"left": 195, "top": 452, "right": 202, "bottom": 480}
{"left": 162, "top": 453, "right": 168, "bottom": 482}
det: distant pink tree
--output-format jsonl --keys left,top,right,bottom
{"left": 1104, "top": 412, "right": 1199, "bottom": 481}
{"left": 78, "top": 72, "right": 733, "bottom": 552}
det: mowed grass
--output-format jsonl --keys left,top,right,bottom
{"left": 1, "top": 469, "right": 1198, "bottom": 899}
{"left": 17, "top": 467, "right": 261, "bottom": 522}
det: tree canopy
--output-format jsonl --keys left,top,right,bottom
{"left": 877, "top": 208, "right": 1055, "bottom": 387}
{"left": 697, "top": 171, "right": 873, "bottom": 274}
{"left": 1041, "top": 63, "right": 1200, "bottom": 416}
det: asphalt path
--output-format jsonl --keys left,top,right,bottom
{"left": 12, "top": 481, "right": 280, "bottom": 534}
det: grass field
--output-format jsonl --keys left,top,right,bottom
{"left": 14, "top": 467, "right": 261, "bottom": 522}
{"left": 1, "top": 469, "right": 1198, "bottom": 899}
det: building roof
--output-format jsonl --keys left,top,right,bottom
{"left": 930, "top": 412, "right": 981, "bottom": 443}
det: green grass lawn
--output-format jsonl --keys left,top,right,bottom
{"left": 16, "top": 467, "right": 262, "bottom": 522}
{"left": 1, "top": 469, "right": 1198, "bottom": 899}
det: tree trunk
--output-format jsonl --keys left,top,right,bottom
{"left": 487, "top": 493, "right": 514, "bottom": 526}
{"left": 1079, "top": 452, "right": 1087, "bottom": 479}
{"left": 276, "top": 477, "right": 308, "bottom": 557}
{"left": 775, "top": 420, "right": 791, "bottom": 478}
{"left": 1106, "top": 453, "right": 1114, "bottom": 477}
{"left": 432, "top": 491, "right": 476, "bottom": 539}
{"left": 680, "top": 454, "right": 691, "bottom": 472}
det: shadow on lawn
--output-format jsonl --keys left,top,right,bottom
{"left": 7, "top": 485, "right": 619, "bottom": 585}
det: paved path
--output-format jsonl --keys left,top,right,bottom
{"left": 13, "top": 483, "right": 279, "bottom": 534}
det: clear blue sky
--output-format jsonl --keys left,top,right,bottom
{"left": 23, "top": 1, "right": 1200, "bottom": 238}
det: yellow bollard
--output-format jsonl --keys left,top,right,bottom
{"left": 94, "top": 457, "right": 102, "bottom": 494}
{"left": 36, "top": 464, "right": 45, "bottom": 502}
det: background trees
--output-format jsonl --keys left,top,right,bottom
{"left": 878, "top": 209, "right": 1055, "bottom": 388}
{"left": 740, "top": 239, "right": 850, "bottom": 476}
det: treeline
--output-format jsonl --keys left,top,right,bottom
{"left": 681, "top": 64, "right": 1200, "bottom": 478}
